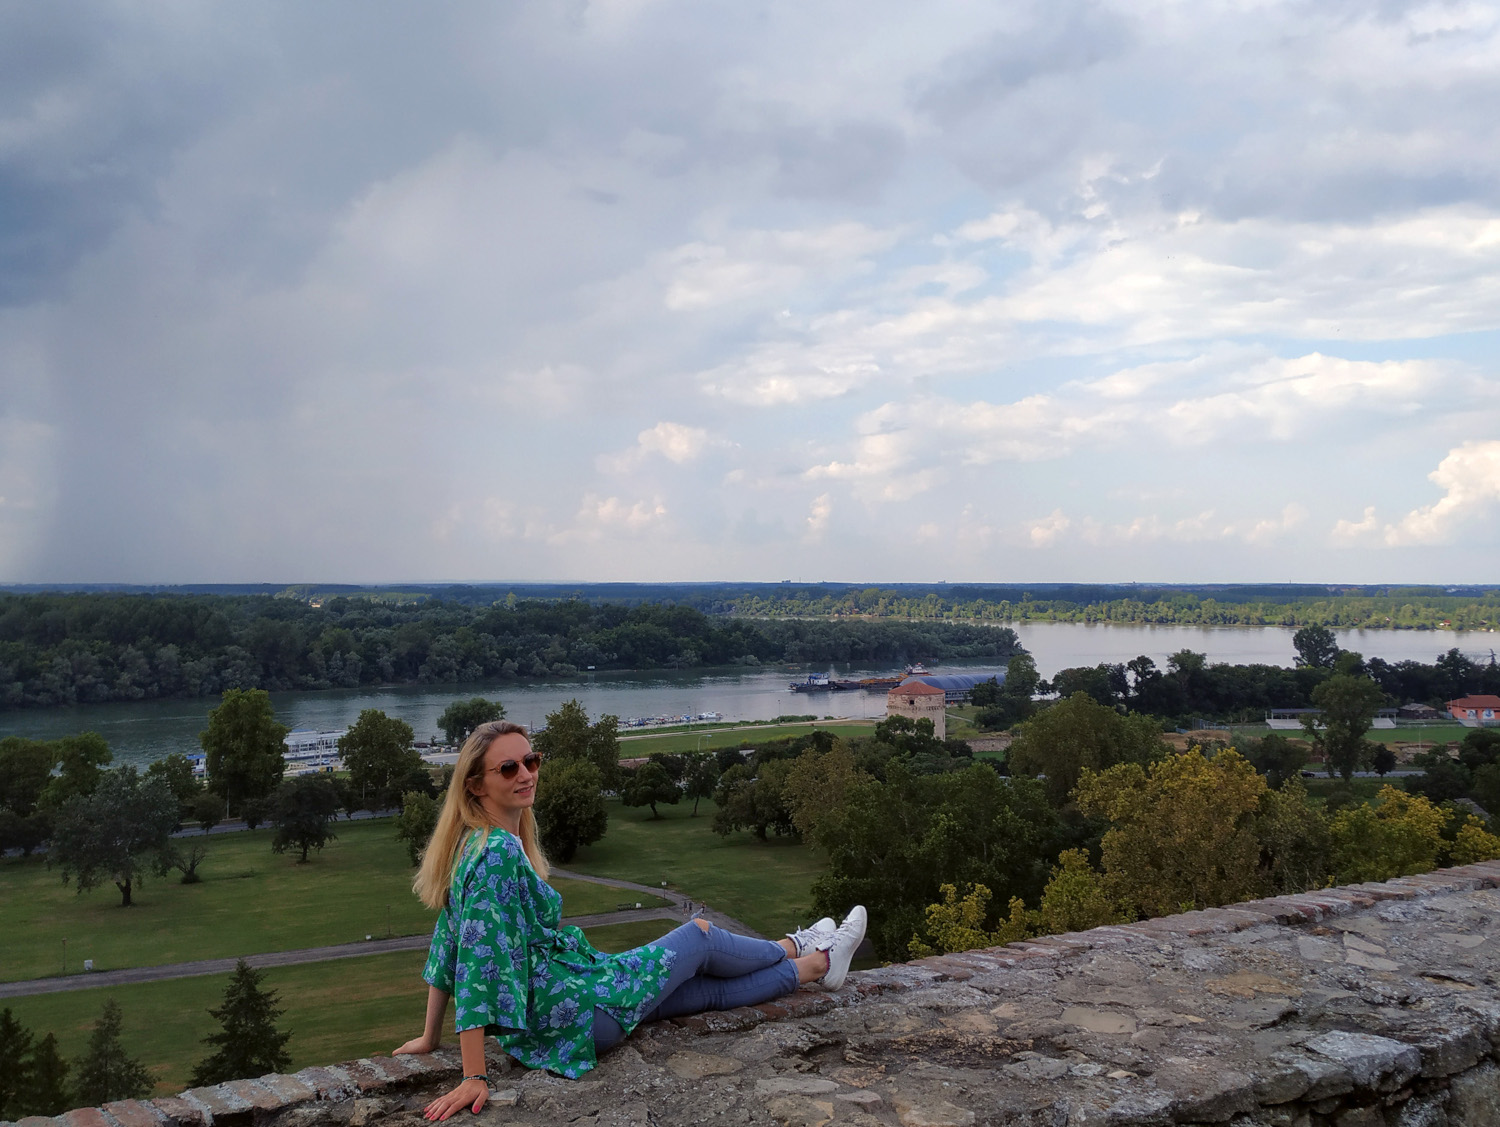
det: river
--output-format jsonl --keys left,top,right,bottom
{"left": 1, "top": 622, "right": 1492, "bottom": 768}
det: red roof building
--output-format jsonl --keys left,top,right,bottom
{"left": 887, "top": 679, "right": 948, "bottom": 740}
{"left": 1447, "top": 695, "right": 1500, "bottom": 724}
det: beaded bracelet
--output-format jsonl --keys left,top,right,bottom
{"left": 463, "top": 1074, "right": 489, "bottom": 1084}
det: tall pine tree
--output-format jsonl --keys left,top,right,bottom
{"left": 190, "top": 960, "right": 291, "bottom": 1086}
{"left": 73, "top": 999, "right": 153, "bottom": 1105}
{"left": 0, "top": 1007, "right": 36, "bottom": 1120}
{"left": 22, "top": 1034, "right": 73, "bottom": 1117}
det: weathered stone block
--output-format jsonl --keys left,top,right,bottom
{"left": 1151, "top": 1061, "right": 1256, "bottom": 1122}
{"left": 146, "top": 1098, "right": 206, "bottom": 1127}
{"left": 216, "top": 1083, "right": 278, "bottom": 1112}
{"left": 1305, "top": 1032, "right": 1421, "bottom": 1093}
{"left": 1449, "top": 1062, "right": 1500, "bottom": 1127}
{"left": 292, "top": 1067, "right": 359, "bottom": 1102}
{"left": 101, "top": 1101, "right": 166, "bottom": 1127}
{"left": 14, "top": 1117, "right": 61, "bottom": 1127}
{"left": 335, "top": 1062, "right": 388, "bottom": 1094}
{"left": 1411, "top": 1026, "right": 1487, "bottom": 1078}
{"left": 252, "top": 1074, "right": 315, "bottom": 1106}
{"left": 179, "top": 1085, "right": 253, "bottom": 1125}
{"left": 58, "top": 1110, "right": 111, "bottom": 1127}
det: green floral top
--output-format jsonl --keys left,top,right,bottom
{"left": 423, "top": 828, "right": 676, "bottom": 1078}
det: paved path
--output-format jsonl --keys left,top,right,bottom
{"left": 0, "top": 870, "right": 762, "bottom": 1000}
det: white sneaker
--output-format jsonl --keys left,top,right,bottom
{"left": 819, "top": 905, "right": 867, "bottom": 990}
{"left": 785, "top": 917, "right": 836, "bottom": 958}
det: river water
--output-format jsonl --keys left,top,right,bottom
{"left": 1, "top": 622, "right": 1492, "bottom": 768}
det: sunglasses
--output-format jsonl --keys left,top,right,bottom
{"left": 485, "top": 751, "right": 543, "bottom": 779}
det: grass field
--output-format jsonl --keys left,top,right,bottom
{"left": 567, "top": 799, "right": 825, "bottom": 940}
{"left": 617, "top": 719, "right": 878, "bottom": 756}
{"left": 0, "top": 819, "right": 665, "bottom": 983}
{"left": 2, "top": 914, "right": 681, "bottom": 1096}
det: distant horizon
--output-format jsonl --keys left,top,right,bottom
{"left": 5, "top": 580, "right": 1498, "bottom": 595}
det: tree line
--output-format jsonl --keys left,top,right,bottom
{"left": 0, "top": 962, "right": 291, "bottom": 1116}
{"left": 719, "top": 584, "right": 1500, "bottom": 630}
{"left": 0, "top": 688, "right": 445, "bottom": 875}
{"left": 970, "top": 626, "right": 1500, "bottom": 730}
{"left": 0, "top": 593, "right": 1021, "bottom": 710}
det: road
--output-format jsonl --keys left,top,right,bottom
{"left": 0, "top": 869, "right": 759, "bottom": 999}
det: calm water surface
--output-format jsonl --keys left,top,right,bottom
{"left": 1, "top": 622, "right": 1492, "bottom": 768}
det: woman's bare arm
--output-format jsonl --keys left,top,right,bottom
{"left": 421, "top": 1027, "right": 490, "bottom": 1120}
{"left": 393, "top": 985, "right": 450, "bottom": 1056}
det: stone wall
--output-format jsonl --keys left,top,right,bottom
{"left": 8, "top": 861, "right": 1500, "bottom": 1127}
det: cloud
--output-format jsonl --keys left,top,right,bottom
{"left": 599, "top": 421, "right": 722, "bottom": 472}
{"left": 798, "top": 351, "right": 1466, "bottom": 505}
{"left": 1331, "top": 506, "right": 1380, "bottom": 545}
{"left": 805, "top": 492, "right": 832, "bottom": 538}
{"left": 1027, "top": 509, "right": 1071, "bottom": 547}
{"left": 3, "top": 1, "right": 1500, "bottom": 582}
{"left": 1385, "top": 441, "right": 1500, "bottom": 545}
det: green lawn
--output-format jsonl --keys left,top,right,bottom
{"left": 0, "top": 819, "right": 664, "bottom": 983}
{"left": 567, "top": 799, "right": 825, "bottom": 940}
{"left": 3, "top": 915, "right": 681, "bottom": 1098}
{"left": 618, "top": 720, "right": 877, "bottom": 756}
{"left": 1301, "top": 776, "right": 1388, "bottom": 804}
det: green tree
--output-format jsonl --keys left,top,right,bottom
{"left": 436, "top": 697, "right": 506, "bottom": 746}
{"left": 976, "top": 653, "right": 1040, "bottom": 730}
{"left": 1330, "top": 786, "right": 1445, "bottom": 883}
{"left": 163, "top": 840, "right": 209, "bottom": 884}
{"left": 533, "top": 758, "right": 607, "bottom": 862}
{"left": 0, "top": 737, "right": 57, "bottom": 855}
{"left": 1305, "top": 674, "right": 1385, "bottom": 781}
{"left": 532, "top": 700, "right": 622, "bottom": 790}
{"left": 240, "top": 796, "right": 268, "bottom": 831}
{"left": 1075, "top": 748, "right": 1270, "bottom": 917}
{"left": 1254, "top": 778, "right": 1331, "bottom": 894}
{"left": 192, "top": 791, "right": 227, "bottom": 833}
{"left": 0, "top": 1007, "right": 34, "bottom": 1120}
{"left": 1243, "top": 733, "right": 1306, "bottom": 788}
{"left": 145, "top": 753, "right": 201, "bottom": 823}
{"left": 683, "top": 755, "right": 720, "bottom": 816}
{"left": 73, "top": 999, "right": 153, "bottom": 1105}
{"left": 1293, "top": 625, "right": 1341, "bottom": 669}
{"left": 269, "top": 776, "right": 339, "bottom": 862}
{"left": 712, "top": 758, "right": 796, "bottom": 839}
{"left": 968, "top": 677, "right": 1002, "bottom": 707}
{"left": 1472, "top": 763, "right": 1500, "bottom": 825}
{"left": 0, "top": 737, "right": 57, "bottom": 816}
{"left": 1008, "top": 693, "right": 1166, "bottom": 805}
{"left": 1370, "top": 746, "right": 1397, "bottom": 776}
{"left": 40, "top": 732, "right": 113, "bottom": 811}
{"left": 338, "top": 710, "right": 424, "bottom": 811}
{"left": 620, "top": 761, "right": 682, "bottom": 818}
{"left": 21, "top": 1033, "right": 71, "bottom": 1117}
{"left": 189, "top": 960, "right": 291, "bottom": 1086}
{"left": 810, "top": 762, "right": 1058, "bottom": 960}
{"left": 395, "top": 790, "right": 439, "bottom": 865}
{"left": 50, "top": 767, "right": 178, "bottom": 906}
{"left": 200, "top": 689, "right": 287, "bottom": 815}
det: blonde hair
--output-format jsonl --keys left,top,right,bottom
{"left": 413, "top": 720, "right": 550, "bottom": 908}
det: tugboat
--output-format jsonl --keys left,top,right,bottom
{"left": 789, "top": 673, "right": 833, "bottom": 692}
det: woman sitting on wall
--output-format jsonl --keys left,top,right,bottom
{"left": 394, "top": 720, "right": 867, "bottom": 1120}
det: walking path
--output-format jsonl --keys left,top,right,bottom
{"left": 0, "top": 870, "right": 761, "bottom": 1000}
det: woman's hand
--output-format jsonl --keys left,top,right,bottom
{"left": 393, "top": 1034, "right": 440, "bottom": 1056}
{"left": 422, "top": 1077, "right": 489, "bottom": 1121}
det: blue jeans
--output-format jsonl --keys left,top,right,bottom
{"left": 592, "top": 922, "right": 797, "bottom": 1053}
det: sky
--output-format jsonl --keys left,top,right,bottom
{"left": 2, "top": 0, "right": 1499, "bottom": 585}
